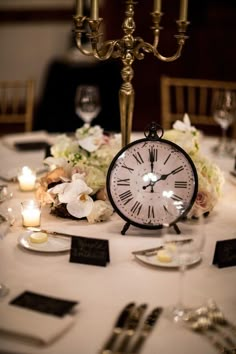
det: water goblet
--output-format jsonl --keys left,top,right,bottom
{"left": 0, "top": 206, "right": 15, "bottom": 298}
{"left": 162, "top": 199, "right": 206, "bottom": 323}
{"left": 213, "top": 89, "right": 236, "bottom": 156}
{"left": 75, "top": 84, "right": 101, "bottom": 125}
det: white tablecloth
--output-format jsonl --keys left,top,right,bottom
{"left": 0, "top": 134, "right": 236, "bottom": 354}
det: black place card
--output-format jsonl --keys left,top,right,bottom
{"left": 14, "top": 141, "right": 48, "bottom": 150}
{"left": 9, "top": 291, "right": 78, "bottom": 318}
{"left": 70, "top": 236, "right": 110, "bottom": 267}
{"left": 213, "top": 238, "right": 236, "bottom": 268}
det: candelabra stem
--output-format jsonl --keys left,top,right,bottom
{"left": 119, "top": 81, "right": 135, "bottom": 147}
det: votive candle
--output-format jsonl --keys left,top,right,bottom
{"left": 18, "top": 166, "right": 36, "bottom": 191}
{"left": 21, "top": 200, "right": 41, "bottom": 227}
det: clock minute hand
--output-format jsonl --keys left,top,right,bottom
{"left": 143, "top": 167, "right": 182, "bottom": 191}
{"left": 156, "top": 166, "right": 183, "bottom": 182}
{"left": 149, "top": 150, "right": 154, "bottom": 173}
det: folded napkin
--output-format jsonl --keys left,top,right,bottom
{"left": 0, "top": 306, "right": 75, "bottom": 345}
{"left": 0, "top": 291, "right": 78, "bottom": 345}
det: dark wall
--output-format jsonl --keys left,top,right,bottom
{"left": 103, "top": 0, "right": 236, "bottom": 131}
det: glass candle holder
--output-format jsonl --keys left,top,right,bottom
{"left": 18, "top": 166, "right": 36, "bottom": 192}
{"left": 21, "top": 200, "right": 41, "bottom": 227}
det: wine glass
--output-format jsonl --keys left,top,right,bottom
{"left": 213, "top": 89, "right": 236, "bottom": 156}
{"left": 0, "top": 190, "right": 15, "bottom": 297}
{"left": 162, "top": 199, "right": 205, "bottom": 323}
{"left": 75, "top": 85, "right": 101, "bottom": 125}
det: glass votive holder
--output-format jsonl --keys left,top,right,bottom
{"left": 21, "top": 200, "right": 41, "bottom": 227}
{"left": 18, "top": 166, "right": 36, "bottom": 192}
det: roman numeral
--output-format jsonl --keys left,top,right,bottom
{"left": 172, "top": 166, "right": 184, "bottom": 175}
{"left": 130, "top": 201, "right": 142, "bottom": 215}
{"left": 174, "top": 181, "right": 187, "bottom": 188}
{"left": 164, "top": 153, "right": 171, "bottom": 165}
{"left": 121, "top": 163, "right": 134, "bottom": 173}
{"left": 171, "top": 194, "right": 183, "bottom": 201}
{"left": 149, "top": 147, "right": 158, "bottom": 162}
{"left": 119, "top": 190, "right": 133, "bottom": 205}
{"left": 117, "top": 178, "right": 130, "bottom": 186}
{"left": 133, "top": 152, "right": 144, "bottom": 164}
{"left": 148, "top": 205, "right": 155, "bottom": 218}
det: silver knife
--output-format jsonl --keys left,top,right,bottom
{"left": 132, "top": 245, "right": 163, "bottom": 256}
{"left": 27, "top": 227, "right": 74, "bottom": 238}
{"left": 132, "top": 239, "right": 192, "bottom": 256}
{"left": 115, "top": 303, "right": 148, "bottom": 353}
{"left": 127, "top": 307, "right": 163, "bottom": 354}
{"left": 100, "top": 302, "right": 136, "bottom": 354}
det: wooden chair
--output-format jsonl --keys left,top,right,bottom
{"left": 0, "top": 79, "right": 35, "bottom": 133}
{"left": 160, "top": 76, "right": 236, "bottom": 138}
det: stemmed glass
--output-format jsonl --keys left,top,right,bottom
{"left": 213, "top": 89, "right": 236, "bottom": 156}
{"left": 163, "top": 199, "right": 205, "bottom": 323}
{"left": 75, "top": 85, "right": 101, "bottom": 125}
{"left": 0, "top": 187, "right": 15, "bottom": 297}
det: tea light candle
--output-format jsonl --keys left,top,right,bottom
{"left": 21, "top": 200, "right": 41, "bottom": 227}
{"left": 18, "top": 166, "right": 36, "bottom": 191}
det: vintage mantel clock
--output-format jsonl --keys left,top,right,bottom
{"left": 106, "top": 122, "right": 198, "bottom": 235}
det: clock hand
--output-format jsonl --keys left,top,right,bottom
{"left": 143, "top": 167, "right": 182, "bottom": 191}
{"left": 149, "top": 149, "right": 154, "bottom": 173}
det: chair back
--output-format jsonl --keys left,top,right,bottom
{"left": 160, "top": 76, "right": 236, "bottom": 138}
{"left": 0, "top": 79, "right": 35, "bottom": 133}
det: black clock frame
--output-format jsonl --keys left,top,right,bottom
{"left": 106, "top": 123, "right": 198, "bottom": 235}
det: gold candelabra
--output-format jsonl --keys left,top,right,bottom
{"left": 73, "top": 0, "right": 190, "bottom": 147}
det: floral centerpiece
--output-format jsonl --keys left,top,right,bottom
{"left": 164, "top": 114, "right": 225, "bottom": 218}
{"left": 36, "top": 117, "right": 224, "bottom": 223}
{"left": 36, "top": 124, "right": 121, "bottom": 223}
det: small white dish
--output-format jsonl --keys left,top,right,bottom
{"left": 18, "top": 231, "right": 71, "bottom": 253}
{"left": 135, "top": 252, "right": 201, "bottom": 268}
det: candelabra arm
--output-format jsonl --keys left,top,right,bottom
{"left": 73, "top": 15, "right": 95, "bottom": 56}
{"left": 92, "top": 39, "right": 122, "bottom": 61}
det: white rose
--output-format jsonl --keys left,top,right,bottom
{"left": 87, "top": 200, "right": 113, "bottom": 223}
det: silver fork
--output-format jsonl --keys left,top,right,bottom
{"left": 185, "top": 309, "right": 236, "bottom": 354}
{"left": 207, "top": 299, "right": 236, "bottom": 336}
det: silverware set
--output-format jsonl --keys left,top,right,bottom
{"left": 100, "top": 303, "right": 162, "bottom": 354}
{"left": 184, "top": 299, "right": 236, "bottom": 354}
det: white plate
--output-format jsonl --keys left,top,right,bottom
{"left": 135, "top": 252, "right": 201, "bottom": 268}
{"left": 18, "top": 231, "right": 71, "bottom": 253}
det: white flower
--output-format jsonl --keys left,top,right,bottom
{"left": 87, "top": 200, "right": 113, "bottom": 223}
{"left": 50, "top": 134, "right": 79, "bottom": 158}
{"left": 164, "top": 114, "right": 200, "bottom": 156}
{"left": 48, "top": 178, "right": 93, "bottom": 218}
{"left": 75, "top": 124, "right": 104, "bottom": 152}
{"left": 164, "top": 115, "right": 225, "bottom": 218}
{"left": 37, "top": 124, "right": 121, "bottom": 222}
{"left": 173, "top": 113, "right": 197, "bottom": 132}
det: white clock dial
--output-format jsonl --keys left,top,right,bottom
{"left": 107, "top": 138, "right": 198, "bottom": 230}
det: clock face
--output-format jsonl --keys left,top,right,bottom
{"left": 106, "top": 138, "right": 198, "bottom": 229}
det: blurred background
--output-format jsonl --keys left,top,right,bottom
{"left": 0, "top": 0, "right": 236, "bottom": 133}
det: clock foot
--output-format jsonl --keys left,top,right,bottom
{"left": 173, "top": 223, "right": 181, "bottom": 234}
{"left": 121, "top": 222, "right": 130, "bottom": 235}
